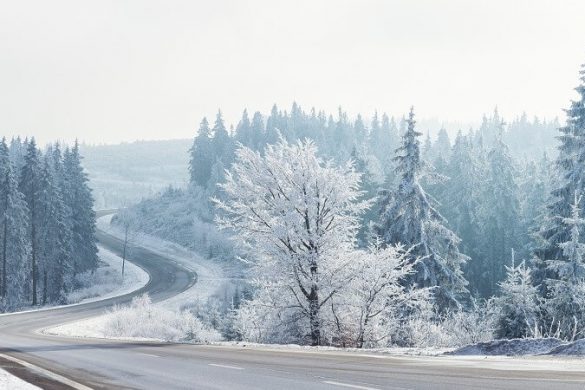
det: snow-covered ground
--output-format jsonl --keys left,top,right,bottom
{"left": 0, "top": 369, "right": 39, "bottom": 390}
{"left": 97, "top": 214, "right": 224, "bottom": 307}
{"left": 45, "top": 214, "right": 224, "bottom": 340}
{"left": 0, "top": 243, "right": 148, "bottom": 318}
{"left": 67, "top": 246, "right": 149, "bottom": 305}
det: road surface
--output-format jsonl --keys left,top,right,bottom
{"left": 1, "top": 214, "right": 584, "bottom": 389}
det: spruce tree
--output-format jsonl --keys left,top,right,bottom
{"left": 63, "top": 142, "right": 98, "bottom": 274}
{"left": 19, "top": 139, "right": 42, "bottom": 305}
{"left": 538, "top": 64, "right": 585, "bottom": 264}
{"left": 189, "top": 117, "right": 213, "bottom": 187}
{"left": 545, "top": 192, "right": 585, "bottom": 340}
{"left": 376, "top": 108, "right": 468, "bottom": 310}
{"left": 478, "top": 135, "right": 520, "bottom": 296}
{"left": 1, "top": 165, "right": 30, "bottom": 309}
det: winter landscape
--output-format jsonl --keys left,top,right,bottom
{"left": 2, "top": 1, "right": 585, "bottom": 389}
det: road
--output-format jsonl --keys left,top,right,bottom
{"left": 0, "top": 215, "right": 584, "bottom": 390}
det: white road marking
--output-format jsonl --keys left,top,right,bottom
{"left": 322, "top": 380, "right": 380, "bottom": 390}
{"left": 0, "top": 353, "right": 93, "bottom": 390}
{"left": 138, "top": 353, "right": 160, "bottom": 358}
{"left": 208, "top": 363, "right": 244, "bottom": 370}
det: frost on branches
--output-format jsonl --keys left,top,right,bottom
{"left": 545, "top": 192, "right": 585, "bottom": 340}
{"left": 214, "top": 139, "right": 428, "bottom": 346}
{"left": 376, "top": 108, "right": 469, "bottom": 311}
{"left": 491, "top": 259, "right": 540, "bottom": 339}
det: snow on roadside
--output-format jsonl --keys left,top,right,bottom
{"left": 0, "top": 369, "right": 40, "bottom": 390}
{"left": 46, "top": 214, "right": 224, "bottom": 341}
{"left": 0, "top": 244, "right": 149, "bottom": 318}
{"left": 97, "top": 214, "right": 224, "bottom": 307}
{"left": 67, "top": 246, "right": 149, "bottom": 305}
{"left": 449, "top": 338, "right": 564, "bottom": 356}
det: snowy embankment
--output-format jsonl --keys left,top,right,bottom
{"left": 45, "top": 214, "right": 224, "bottom": 341}
{"left": 450, "top": 337, "right": 585, "bottom": 357}
{"left": 67, "top": 246, "right": 149, "bottom": 305}
{"left": 0, "top": 369, "right": 39, "bottom": 390}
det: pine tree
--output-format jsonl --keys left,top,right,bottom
{"left": 545, "top": 192, "right": 585, "bottom": 340}
{"left": 211, "top": 110, "right": 234, "bottom": 169}
{"left": 376, "top": 108, "right": 468, "bottom": 310}
{"left": 0, "top": 164, "right": 30, "bottom": 310}
{"left": 478, "top": 135, "right": 521, "bottom": 296}
{"left": 189, "top": 117, "right": 213, "bottom": 187}
{"left": 492, "top": 258, "right": 540, "bottom": 339}
{"left": 63, "top": 142, "right": 98, "bottom": 274}
{"left": 538, "top": 64, "right": 585, "bottom": 265}
{"left": 235, "top": 109, "right": 253, "bottom": 147}
{"left": 19, "top": 139, "right": 43, "bottom": 305}
{"left": 438, "top": 132, "right": 484, "bottom": 293}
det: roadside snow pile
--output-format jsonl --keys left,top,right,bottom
{"left": 547, "top": 339, "right": 585, "bottom": 356}
{"left": 103, "top": 294, "right": 221, "bottom": 343}
{"left": 66, "top": 247, "right": 149, "bottom": 304}
{"left": 449, "top": 338, "right": 564, "bottom": 356}
{"left": 0, "top": 369, "right": 39, "bottom": 389}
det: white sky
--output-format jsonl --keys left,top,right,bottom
{"left": 1, "top": 0, "right": 584, "bottom": 145}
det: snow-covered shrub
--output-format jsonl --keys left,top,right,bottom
{"left": 490, "top": 261, "right": 541, "bottom": 339}
{"left": 401, "top": 300, "right": 495, "bottom": 348}
{"left": 103, "top": 294, "right": 221, "bottom": 343}
{"left": 111, "top": 186, "right": 234, "bottom": 262}
{"left": 67, "top": 263, "right": 123, "bottom": 304}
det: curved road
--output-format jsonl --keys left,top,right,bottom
{"left": 0, "top": 214, "right": 584, "bottom": 389}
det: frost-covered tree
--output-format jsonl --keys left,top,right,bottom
{"left": 63, "top": 142, "right": 98, "bottom": 273}
{"left": 189, "top": 117, "right": 213, "bottom": 187}
{"left": 376, "top": 108, "right": 468, "bottom": 311}
{"left": 0, "top": 165, "right": 30, "bottom": 309}
{"left": 215, "top": 139, "right": 369, "bottom": 345}
{"left": 478, "top": 135, "right": 521, "bottom": 296}
{"left": 37, "top": 157, "right": 73, "bottom": 303}
{"left": 491, "top": 258, "right": 540, "bottom": 339}
{"left": 545, "top": 193, "right": 585, "bottom": 340}
{"left": 538, "top": 64, "right": 585, "bottom": 264}
{"left": 333, "top": 240, "right": 430, "bottom": 348}
{"left": 19, "top": 139, "right": 42, "bottom": 305}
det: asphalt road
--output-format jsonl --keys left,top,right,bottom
{"left": 1, "top": 215, "right": 584, "bottom": 390}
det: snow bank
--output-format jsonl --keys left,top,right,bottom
{"left": 214, "top": 342, "right": 451, "bottom": 356}
{"left": 0, "top": 369, "right": 39, "bottom": 390}
{"left": 47, "top": 294, "right": 221, "bottom": 343}
{"left": 449, "top": 338, "right": 564, "bottom": 356}
{"left": 547, "top": 339, "right": 585, "bottom": 356}
{"left": 67, "top": 246, "right": 149, "bottom": 304}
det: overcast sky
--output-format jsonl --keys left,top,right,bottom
{"left": 1, "top": 0, "right": 584, "bottom": 145}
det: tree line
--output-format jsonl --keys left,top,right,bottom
{"left": 0, "top": 138, "right": 98, "bottom": 311}
{"left": 184, "top": 62, "right": 585, "bottom": 344}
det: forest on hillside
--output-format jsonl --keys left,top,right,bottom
{"left": 113, "top": 64, "right": 585, "bottom": 347}
{"left": 0, "top": 139, "right": 98, "bottom": 311}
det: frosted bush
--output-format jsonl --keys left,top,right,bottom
{"left": 104, "top": 294, "right": 221, "bottom": 343}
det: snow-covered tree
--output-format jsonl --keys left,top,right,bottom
{"left": 19, "top": 139, "right": 42, "bottom": 305}
{"left": 545, "top": 193, "right": 585, "bottom": 340}
{"left": 189, "top": 117, "right": 214, "bottom": 187}
{"left": 376, "top": 108, "right": 468, "bottom": 311}
{"left": 491, "top": 257, "right": 540, "bottom": 339}
{"left": 214, "top": 139, "right": 369, "bottom": 345}
{"left": 63, "top": 142, "right": 98, "bottom": 273}
{"left": 0, "top": 164, "right": 30, "bottom": 309}
{"left": 478, "top": 135, "right": 521, "bottom": 296}
{"left": 333, "top": 240, "right": 431, "bottom": 348}
{"left": 538, "top": 64, "right": 585, "bottom": 264}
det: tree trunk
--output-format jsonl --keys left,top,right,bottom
{"left": 309, "top": 286, "right": 320, "bottom": 346}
